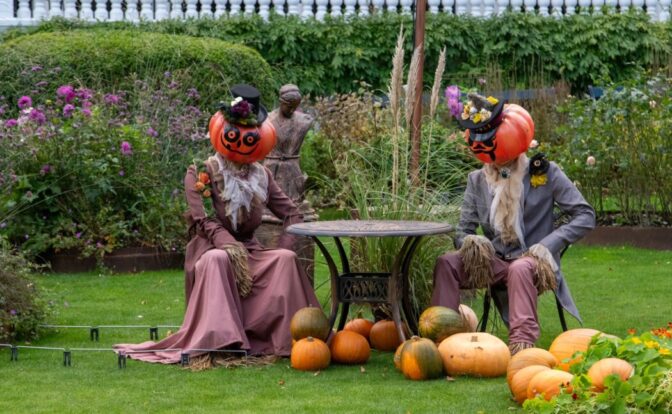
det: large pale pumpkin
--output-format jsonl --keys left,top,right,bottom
{"left": 418, "top": 306, "right": 466, "bottom": 343}
{"left": 510, "top": 365, "right": 551, "bottom": 404}
{"left": 343, "top": 318, "right": 374, "bottom": 341}
{"left": 290, "top": 306, "right": 331, "bottom": 342}
{"left": 459, "top": 304, "right": 479, "bottom": 332}
{"left": 587, "top": 357, "right": 634, "bottom": 392}
{"left": 507, "top": 347, "right": 558, "bottom": 387}
{"left": 393, "top": 342, "right": 404, "bottom": 371}
{"left": 329, "top": 330, "right": 370, "bottom": 365}
{"left": 369, "top": 320, "right": 402, "bottom": 352}
{"left": 291, "top": 336, "right": 331, "bottom": 371}
{"left": 549, "top": 328, "right": 602, "bottom": 371}
{"left": 438, "top": 332, "right": 510, "bottom": 377}
{"left": 399, "top": 336, "right": 445, "bottom": 381}
{"left": 526, "top": 369, "right": 574, "bottom": 401}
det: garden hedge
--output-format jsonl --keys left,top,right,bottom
{"left": 0, "top": 29, "right": 277, "bottom": 109}
{"left": 4, "top": 12, "right": 671, "bottom": 96}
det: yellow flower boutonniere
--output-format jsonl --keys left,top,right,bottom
{"left": 529, "top": 152, "right": 550, "bottom": 188}
{"left": 530, "top": 174, "right": 548, "bottom": 188}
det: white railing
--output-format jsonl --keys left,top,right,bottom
{"left": 0, "top": 0, "right": 670, "bottom": 25}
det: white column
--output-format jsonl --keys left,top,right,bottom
{"left": 258, "top": 0, "right": 271, "bottom": 17}
{"left": 537, "top": 0, "right": 549, "bottom": 14}
{"left": 79, "top": 0, "right": 94, "bottom": 19}
{"left": 126, "top": 0, "right": 139, "bottom": 20}
{"left": 428, "top": 0, "right": 440, "bottom": 12}
{"left": 644, "top": 0, "right": 657, "bottom": 18}
{"left": 242, "top": 0, "right": 254, "bottom": 15}
{"left": 549, "top": 0, "right": 562, "bottom": 15}
{"left": 17, "top": 0, "right": 31, "bottom": 19}
{"left": 33, "top": 0, "right": 48, "bottom": 19}
{"left": 229, "top": 0, "right": 242, "bottom": 14}
{"left": 495, "top": 0, "right": 507, "bottom": 14}
{"left": 577, "top": 0, "right": 590, "bottom": 12}
{"left": 139, "top": 0, "right": 154, "bottom": 19}
{"left": 565, "top": 0, "right": 577, "bottom": 13}
{"left": 370, "top": 0, "right": 384, "bottom": 12}
{"left": 155, "top": 0, "right": 169, "bottom": 18}
{"left": 523, "top": 0, "right": 535, "bottom": 12}
{"left": 63, "top": 0, "right": 77, "bottom": 17}
{"left": 509, "top": 0, "right": 522, "bottom": 12}
{"left": 630, "top": 0, "right": 643, "bottom": 13}
{"left": 332, "top": 0, "right": 344, "bottom": 16}
{"left": 471, "top": 0, "right": 482, "bottom": 15}
{"left": 659, "top": 0, "right": 671, "bottom": 20}
{"left": 0, "top": 0, "right": 13, "bottom": 21}
{"left": 213, "top": 0, "right": 226, "bottom": 16}
{"left": 359, "top": 0, "right": 370, "bottom": 15}
{"left": 109, "top": 0, "right": 124, "bottom": 19}
{"left": 184, "top": 0, "right": 197, "bottom": 16}
{"left": 482, "top": 0, "right": 494, "bottom": 14}
{"left": 399, "top": 0, "right": 412, "bottom": 13}
{"left": 48, "top": 0, "right": 62, "bottom": 18}
{"left": 315, "top": 0, "right": 328, "bottom": 18}
{"left": 343, "top": 0, "right": 356, "bottom": 14}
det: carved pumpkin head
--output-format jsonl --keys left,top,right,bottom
{"left": 209, "top": 84, "right": 277, "bottom": 164}
{"left": 459, "top": 95, "right": 534, "bottom": 165}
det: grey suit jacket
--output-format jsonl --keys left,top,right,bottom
{"left": 454, "top": 161, "right": 596, "bottom": 322}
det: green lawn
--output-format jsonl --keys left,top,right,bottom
{"left": 1, "top": 244, "right": 670, "bottom": 413}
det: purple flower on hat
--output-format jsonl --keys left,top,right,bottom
{"left": 63, "top": 104, "right": 75, "bottom": 118}
{"left": 120, "top": 141, "right": 132, "bottom": 156}
{"left": 18, "top": 96, "right": 32, "bottom": 109}
{"left": 231, "top": 99, "right": 252, "bottom": 119}
{"left": 57, "top": 85, "right": 76, "bottom": 103}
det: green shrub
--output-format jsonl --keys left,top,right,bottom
{"left": 4, "top": 12, "right": 670, "bottom": 96}
{"left": 0, "top": 29, "right": 277, "bottom": 111}
{"left": 0, "top": 237, "right": 51, "bottom": 342}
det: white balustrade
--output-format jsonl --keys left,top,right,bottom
{"left": 1, "top": 0, "right": 670, "bottom": 27}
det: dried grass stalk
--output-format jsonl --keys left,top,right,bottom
{"left": 404, "top": 45, "right": 422, "bottom": 132}
{"left": 187, "top": 353, "right": 280, "bottom": 371}
{"left": 430, "top": 48, "right": 446, "bottom": 119}
{"left": 389, "top": 26, "right": 405, "bottom": 196}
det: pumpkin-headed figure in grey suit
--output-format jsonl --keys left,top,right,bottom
{"left": 431, "top": 93, "right": 595, "bottom": 355}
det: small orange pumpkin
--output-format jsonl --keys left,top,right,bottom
{"left": 510, "top": 365, "right": 552, "bottom": 404}
{"left": 289, "top": 306, "right": 331, "bottom": 342}
{"left": 399, "top": 336, "right": 444, "bottom": 381}
{"left": 208, "top": 111, "right": 276, "bottom": 164}
{"left": 369, "top": 320, "right": 402, "bottom": 352}
{"left": 291, "top": 336, "right": 331, "bottom": 371}
{"left": 526, "top": 369, "right": 574, "bottom": 401}
{"left": 329, "top": 330, "right": 370, "bottom": 365}
{"left": 587, "top": 357, "right": 634, "bottom": 392}
{"left": 438, "top": 332, "right": 510, "bottom": 377}
{"left": 507, "top": 347, "right": 558, "bottom": 387}
{"left": 549, "top": 328, "right": 602, "bottom": 371}
{"left": 418, "top": 306, "right": 466, "bottom": 344}
{"left": 343, "top": 317, "right": 374, "bottom": 341}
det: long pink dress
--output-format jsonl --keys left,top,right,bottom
{"left": 114, "top": 159, "right": 320, "bottom": 363}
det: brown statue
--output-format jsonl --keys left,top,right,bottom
{"left": 263, "top": 84, "right": 316, "bottom": 220}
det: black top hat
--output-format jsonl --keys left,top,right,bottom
{"left": 217, "top": 84, "right": 268, "bottom": 126}
{"left": 457, "top": 93, "right": 506, "bottom": 141}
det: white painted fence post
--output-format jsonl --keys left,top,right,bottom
{"left": 482, "top": 0, "right": 495, "bottom": 15}
{"left": 0, "top": 0, "right": 13, "bottom": 21}
{"left": 17, "top": 0, "right": 31, "bottom": 19}
{"left": 139, "top": 0, "right": 154, "bottom": 20}
{"left": 343, "top": 0, "right": 357, "bottom": 15}
{"left": 155, "top": 0, "right": 168, "bottom": 18}
{"left": 495, "top": 0, "right": 508, "bottom": 14}
{"left": 370, "top": 0, "right": 384, "bottom": 13}
{"left": 315, "top": 0, "right": 328, "bottom": 18}
{"left": 549, "top": 0, "right": 562, "bottom": 15}
{"left": 538, "top": 0, "right": 550, "bottom": 14}
{"left": 660, "top": 0, "right": 671, "bottom": 20}
{"left": 523, "top": 0, "right": 534, "bottom": 13}
{"left": 33, "top": 0, "right": 48, "bottom": 20}
{"left": 79, "top": 0, "right": 94, "bottom": 19}
{"left": 259, "top": 0, "right": 272, "bottom": 18}
{"left": 109, "top": 0, "right": 124, "bottom": 20}
{"left": 229, "top": 0, "right": 242, "bottom": 15}
{"left": 399, "top": 0, "right": 412, "bottom": 14}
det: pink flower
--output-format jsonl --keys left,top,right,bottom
{"left": 18, "top": 96, "right": 32, "bottom": 109}
{"left": 587, "top": 156, "right": 596, "bottom": 166}
{"left": 120, "top": 141, "right": 132, "bottom": 156}
{"left": 63, "top": 104, "right": 75, "bottom": 117}
{"left": 81, "top": 109, "right": 92, "bottom": 117}
{"left": 5, "top": 119, "right": 18, "bottom": 128}
{"left": 57, "top": 85, "right": 76, "bottom": 103}
{"left": 529, "top": 139, "right": 539, "bottom": 149}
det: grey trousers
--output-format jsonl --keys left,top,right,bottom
{"left": 430, "top": 252, "right": 539, "bottom": 345}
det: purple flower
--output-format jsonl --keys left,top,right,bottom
{"left": 24, "top": 234, "right": 29, "bottom": 240}
{"left": 76, "top": 88, "right": 93, "bottom": 100}
{"left": 120, "top": 141, "right": 132, "bottom": 156}
{"left": 5, "top": 119, "right": 18, "bottom": 128}
{"left": 34, "top": 81, "right": 48, "bottom": 88}
{"left": 445, "top": 85, "right": 463, "bottom": 118}
{"left": 0, "top": 222, "right": 6, "bottom": 228}
{"left": 146, "top": 127, "right": 158, "bottom": 138}
{"left": 10, "top": 309, "right": 17, "bottom": 316}
{"left": 75, "top": 232, "right": 82, "bottom": 238}
{"left": 478, "top": 77, "right": 487, "bottom": 86}
{"left": 40, "top": 164, "right": 52, "bottom": 175}
{"left": 104, "top": 94, "right": 121, "bottom": 105}
{"left": 29, "top": 109, "right": 47, "bottom": 125}
{"left": 168, "top": 81, "right": 179, "bottom": 89}
{"left": 63, "top": 104, "right": 75, "bottom": 117}
{"left": 231, "top": 100, "right": 251, "bottom": 119}
{"left": 81, "top": 109, "right": 92, "bottom": 117}
{"left": 96, "top": 242, "right": 104, "bottom": 248}
{"left": 164, "top": 71, "right": 172, "bottom": 78}
{"left": 119, "top": 170, "right": 125, "bottom": 176}
{"left": 56, "top": 85, "right": 76, "bottom": 103}
{"left": 187, "top": 88, "right": 200, "bottom": 100}
{"left": 18, "top": 96, "right": 32, "bottom": 109}
{"left": 82, "top": 100, "right": 93, "bottom": 108}
{"left": 445, "top": 85, "right": 460, "bottom": 101}
{"left": 31, "top": 65, "right": 43, "bottom": 72}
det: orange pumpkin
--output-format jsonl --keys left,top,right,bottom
{"left": 343, "top": 318, "right": 374, "bottom": 341}
{"left": 587, "top": 357, "right": 634, "bottom": 392}
{"left": 399, "top": 336, "right": 445, "bottom": 381}
{"left": 393, "top": 342, "right": 404, "bottom": 371}
{"left": 369, "top": 320, "right": 402, "bottom": 352}
{"left": 329, "top": 330, "right": 370, "bottom": 365}
{"left": 290, "top": 306, "right": 331, "bottom": 342}
{"left": 549, "top": 328, "right": 602, "bottom": 371}
{"left": 291, "top": 336, "right": 331, "bottom": 371}
{"left": 438, "top": 332, "right": 510, "bottom": 377}
{"left": 418, "top": 306, "right": 466, "bottom": 344}
{"left": 510, "top": 365, "right": 551, "bottom": 404}
{"left": 507, "top": 347, "right": 558, "bottom": 387}
{"left": 208, "top": 111, "right": 276, "bottom": 164}
{"left": 526, "top": 369, "right": 574, "bottom": 401}
{"left": 458, "top": 304, "right": 479, "bottom": 332}
{"left": 465, "top": 103, "right": 534, "bottom": 165}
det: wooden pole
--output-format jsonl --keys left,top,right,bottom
{"left": 410, "top": 0, "right": 427, "bottom": 185}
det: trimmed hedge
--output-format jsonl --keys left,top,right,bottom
{"left": 0, "top": 29, "right": 277, "bottom": 109}
{"left": 3, "top": 12, "right": 671, "bottom": 96}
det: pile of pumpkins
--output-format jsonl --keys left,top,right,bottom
{"left": 507, "top": 328, "right": 634, "bottom": 405}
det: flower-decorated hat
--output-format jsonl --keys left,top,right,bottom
{"left": 457, "top": 92, "right": 534, "bottom": 165}
{"left": 209, "top": 84, "right": 276, "bottom": 164}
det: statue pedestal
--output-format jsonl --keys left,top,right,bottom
{"left": 255, "top": 202, "right": 317, "bottom": 285}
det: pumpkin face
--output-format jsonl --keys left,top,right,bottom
{"left": 343, "top": 318, "right": 374, "bottom": 341}
{"left": 418, "top": 306, "right": 466, "bottom": 344}
{"left": 291, "top": 336, "right": 331, "bottom": 371}
{"left": 465, "top": 104, "right": 534, "bottom": 165}
{"left": 526, "top": 369, "right": 574, "bottom": 401}
{"left": 329, "top": 330, "right": 370, "bottom": 365}
{"left": 290, "top": 307, "right": 331, "bottom": 342}
{"left": 369, "top": 320, "right": 402, "bottom": 352}
{"left": 549, "top": 328, "right": 602, "bottom": 371}
{"left": 399, "top": 336, "right": 445, "bottom": 380}
{"left": 587, "top": 357, "right": 634, "bottom": 392}
{"left": 510, "top": 365, "right": 551, "bottom": 404}
{"left": 209, "top": 111, "right": 276, "bottom": 164}
{"left": 507, "top": 347, "right": 558, "bottom": 387}
{"left": 438, "top": 332, "right": 510, "bottom": 377}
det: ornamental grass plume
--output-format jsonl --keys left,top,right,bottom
{"left": 388, "top": 26, "right": 405, "bottom": 198}
{"left": 404, "top": 45, "right": 422, "bottom": 133}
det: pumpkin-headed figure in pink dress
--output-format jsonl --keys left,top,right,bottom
{"left": 114, "top": 84, "right": 320, "bottom": 363}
